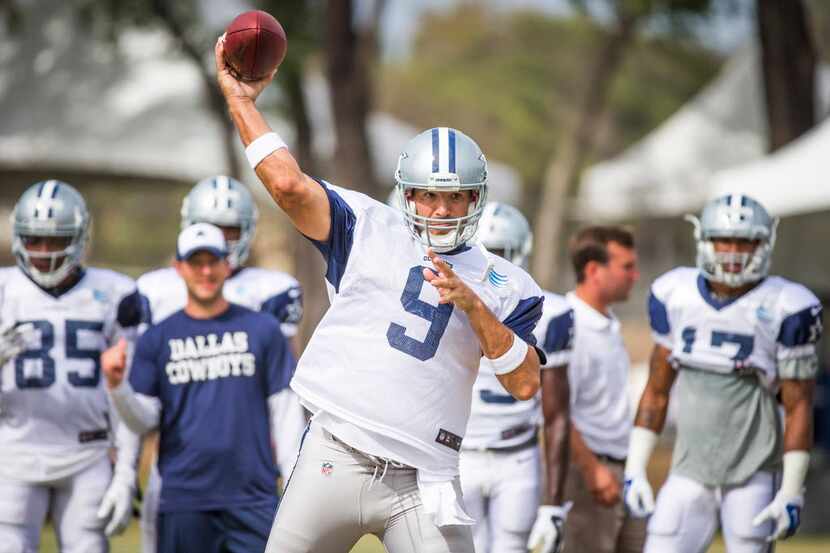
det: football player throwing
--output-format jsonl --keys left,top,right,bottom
{"left": 215, "top": 34, "right": 546, "bottom": 553}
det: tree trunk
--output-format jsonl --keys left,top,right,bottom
{"left": 325, "top": 0, "right": 381, "bottom": 198}
{"left": 757, "top": 0, "right": 816, "bottom": 152}
{"left": 531, "top": 13, "right": 639, "bottom": 290}
{"left": 152, "top": 0, "right": 241, "bottom": 178}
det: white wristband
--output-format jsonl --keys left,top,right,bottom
{"left": 245, "top": 132, "right": 287, "bottom": 169}
{"left": 624, "top": 427, "right": 658, "bottom": 476}
{"left": 481, "top": 333, "right": 529, "bottom": 375}
{"left": 780, "top": 450, "right": 809, "bottom": 498}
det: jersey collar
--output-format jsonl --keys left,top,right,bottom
{"left": 696, "top": 273, "right": 765, "bottom": 311}
{"left": 21, "top": 267, "right": 87, "bottom": 299}
{"left": 566, "top": 291, "right": 618, "bottom": 331}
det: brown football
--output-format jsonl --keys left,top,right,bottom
{"left": 223, "top": 10, "right": 287, "bottom": 81}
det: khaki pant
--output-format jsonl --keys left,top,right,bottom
{"left": 264, "top": 422, "right": 474, "bottom": 553}
{"left": 562, "top": 458, "right": 646, "bottom": 553}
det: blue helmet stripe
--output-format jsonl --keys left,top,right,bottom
{"left": 448, "top": 129, "right": 456, "bottom": 173}
{"left": 431, "top": 128, "right": 439, "bottom": 173}
{"left": 50, "top": 182, "right": 60, "bottom": 198}
{"left": 37, "top": 181, "right": 46, "bottom": 197}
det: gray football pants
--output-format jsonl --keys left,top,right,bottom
{"left": 264, "top": 422, "right": 474, "bottom": 553}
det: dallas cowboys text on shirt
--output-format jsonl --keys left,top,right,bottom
{"left": 166, "top": 331, "right": 255, "bottom": 384}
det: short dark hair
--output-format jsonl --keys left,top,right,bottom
{"left": 569, "top": 226, "right": 635, "bottom": 283}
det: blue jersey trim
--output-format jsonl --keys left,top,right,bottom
{"left": 448, "top": 128, "right": 456, "bottom": 172}
{"left": 117, "top": 290, "right": 144, "bottom": 328}
{"left": 697, "top": 273, "right": 768, "bottom": 311}
{"left": 777, "top": 304, "right": 823, "bottom": 347}
{"left": 276, "top": 422, "right": 311, "bottom": 513}
{"left": 648, "top": 292, "right": 671, "bottom": 335}
{"left": 431, "top": 128, "right": 440, "bottom": 172}
{"left": 306, "top": 179, "right": 356, "bottom": 293}
{"left": 543, "top": 309, "right": 574, "bottom": 354}
{"left": 261, "top": 287, "right": 303, "bottom": 325}
{"left": 503, "top": 296, "right": 544, "bottom": 346}
{"left": 138, "top": 293, "right": 153, "bottom": 325}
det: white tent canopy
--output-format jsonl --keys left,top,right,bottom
{"left": 577, "top": 45, "right": 830, "bottom": 221}
{"left": 711, "top": 117, "right": 830, "bottom": 217}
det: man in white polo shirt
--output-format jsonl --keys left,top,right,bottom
{"left": 561, "top": 226, "right": 645, "bottom": 553}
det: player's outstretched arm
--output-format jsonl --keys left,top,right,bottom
{"left": 423, "top": 249, "right": 541, "bottom": 400}
{"left": 526, "top": 367, "right": 571, "bottom": 553}
{"left": 780, "top": 378, "right": 815, "bottom": 453}
{"left": 540, "top": 367, "right": 569, "bottom": 506}
{"left": 633, "top": 344, "right": 676, "bottom": 433}
{"left": 214, "top": 37, "right": 330, "bottom": 241}
{"left": 623, "top": 344, "right": 676, "bottom": 518}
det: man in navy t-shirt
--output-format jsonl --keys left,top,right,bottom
{"left": 102, "top": 223, "right": 298, "bottom": 553}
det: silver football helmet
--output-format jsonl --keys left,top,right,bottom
{"left": 394, "top": 127, "right": 488, "bottom": 252}
{"left": 686, "top": 194, "right": 777, "bottom": 287}
{"left": 11, "top": 180, "right": 90, "bottom": 288}
{"left": 181, "top": 176, "right": 258, "bottom": 269}
{"left": 476, "top": 202, "right": 533, "bottom": 268}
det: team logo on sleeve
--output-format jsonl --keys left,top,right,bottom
{"left": 755, "top": 306, "right": 773, "bottom": 323}
{"left": 321, "top": 461, "right": 334, "bottom": 476}
{"left": 92, "top": 289, "right": 109, "bottom": 303}
{"left": 486, "top": 268, "right": 508, "bottom": 289}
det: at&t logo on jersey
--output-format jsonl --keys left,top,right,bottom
{"left": 165, "top": 331, "right": 255, "bottom": 385}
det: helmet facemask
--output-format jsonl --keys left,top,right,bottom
{"left": 396, "top": 183, "right": 487, "bottom": 253}
{"left": 11, "top": 181, "right": 90, "bottom": 289}
{"left": 393, "top": 127, "right": 489, "bottom": 253}
{"left": 686, "top": 208, "right": 777, "bottom": 288}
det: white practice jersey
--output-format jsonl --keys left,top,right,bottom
{"left": 137, "top": 266, "right": 303, "bottom": 337}
{"left": 649, "top": 267, "right": 823, "bottom": 390}
{"left": 0, "top": 267, "right": 141, "bottom": 482}
{"left": 464, "top": 290, "right": 572, "bottom": 450}
{"left": 293, "top": 181, "right": 546, "bottom": 475}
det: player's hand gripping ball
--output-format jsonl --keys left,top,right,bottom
{"left": 223, "top": 10, "right": 287, "bottom": 81}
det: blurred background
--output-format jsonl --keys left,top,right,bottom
{"left": 2, "top": 0, "right": 829, "bottom": 551}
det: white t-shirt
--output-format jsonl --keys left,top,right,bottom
{"left": 567, "top": 292, "right": 631, "bottom": 460}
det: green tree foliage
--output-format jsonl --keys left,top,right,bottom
{"left": 378, "top": 6, "right": 721, "bottom": 197}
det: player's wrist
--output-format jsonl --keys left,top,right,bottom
{"left": 481, "top": 332, "right": 529, "bottom": 375}
{"left": 226, "top": 95, "right": 256, "bottom": 113}
{"left": 780, "top": 450, "right": 809, "bottom": 499}
{"left": 111, "top": 465, "right": 137, "bottom": 490}
{"left": 624, "top": 427, "right": 658, "bottom": 477}
{"left": 538, "top": 503, "right": 572, "bottom": 519}
{"left": 106, "top": 378, "right": 132, "bottom": 396}
{"left": 103, "top": 374, "right": 121, "bottom": 390}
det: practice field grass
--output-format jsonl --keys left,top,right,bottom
{"left": 39, "top": 522, "right": 830, "bottom": 552}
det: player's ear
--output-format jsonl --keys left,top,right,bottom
{"left": 173, "top": 260, "right": 186, "bottom": 279}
